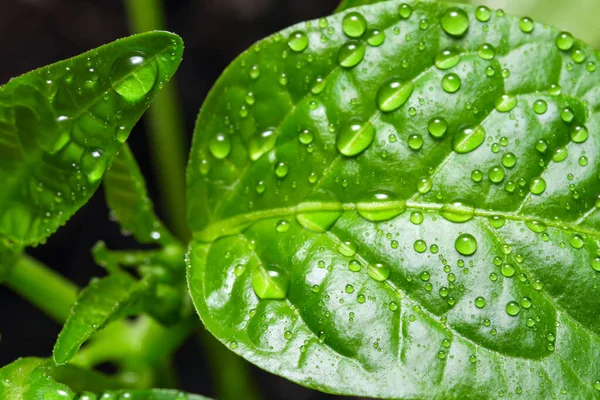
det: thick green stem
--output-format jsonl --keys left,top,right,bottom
{"left": 5, "top": 255, "right": 78, "bottom": 324}
{"left": 124, "top": 0, "right": 189, "bottom": 241}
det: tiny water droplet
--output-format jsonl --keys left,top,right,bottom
{"left": 249, "top": 129, "right": 277, "bottom": 161}
{"left": 368, "top": 263, "right": 391, "bottom": 282}
{"left": 529, "top": 177, "right": 546, "bottom": 195}
{"left": 398, "top": 3, "right": 412, "bottom": 19}
{"left": 570, "top": 125, "right": 588, "bottom": 143}
{"left": 519, "top": 17, "right": 534, "bottom": 33}
{"left": 367, "top": 29, "right": 385, "bottom": 46}
{"left": 81, "top": 149, "right": 108, "bottom": 182}
{"left": 478, "top": 43, "right": 495, "bottom": 60}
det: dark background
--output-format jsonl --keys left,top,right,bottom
{"left": 0, "top": 0, "right": 362, "bottom": 399}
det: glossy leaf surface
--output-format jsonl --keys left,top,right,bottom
{"left": 0, "top": 358, "right": 210, "bottom": 400}
{"left": 53, "top": 273, "right": 151, "bottom": 364}
{"left": 104, "top": 144, "right": 176, "bottom": 245}
{"left": 0, "top": 31, "right": 183, "bottom": 246}
{"left": 187, "top": 1, "right": 600, "bottom": 398}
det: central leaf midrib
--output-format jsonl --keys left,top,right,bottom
{"left": 194, "top": 200, "right": 599, "bottom": 242}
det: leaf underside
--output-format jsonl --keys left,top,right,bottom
{"left": 0, "top": 31, "right": 183, "bottom": 246}
{"left": 186, "top": 1, "right": 600, "bottom": 398}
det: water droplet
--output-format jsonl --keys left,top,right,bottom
{"left": 376, "top": 79, "right": 414, "bottom": 112}
{"left": 441, "top": 8, "right": 469, "bottom": 37}
{"left": 452, "top": 125, "right": 486, "bottom": 153}
{"left": 81, "top": 149, "right": 108, "bottom": 182}
{"left": 495, "top": 94, "right": 517, "bottom": 112}
{"left": 249, "top": 65, "right": 260, "bottom": 80}
{"left": 488, "top": 166, "right": 505, "bottom": 183}
{"left": 357, "top": 192, "right": 405, "bottom": 222}
{"left": 336, "top": 118, "right": 376, "bottom": 156}
{"left": 455, "top": 233, "right": 478, "bottom": 256}
{"left": 471, "top": 169, "right": 484, "bottom": 182}
{"left": 475, "top": 296, "right": 486, "bottom": 309}
{"left": 288, "top": 31, "right": 308, "bottom": 52}
{"left": 345, "top": 284, "right": 355, "bottom": 294}
{"left": 526, "top": 220, "right": 547, "bottom": 233}
{"left": 417, "top": 177, "right": 433, "bottom": 194}
{"left": 478, "top": 43, "right": 495, "bottom": 60}
{"left": 501, "top": 152, "right": 517, "bottom": 168}
{"left": 441, "top": 201, "right": 475, "bottom": 223}
{"left": 556, "top": 32, "right": 574, "bottom": 51}
{"left": 276, "top": 220, "right": 290, "bottom": 232}
{"left": 442, "top": 73, "right": 461, "bottom": 93}
{"left": 560, "top": 107, "right": 575, "bottom": 123}
{"left": 338, "top": 41, "right": 366, "bottom": 68}
{"left": 389, "top": 302, "right": 398, "bottom": 311}
{"left": 475, "top": 6, "right": 491, "bottom": 22}
{"left": 414, "top": 239, "right": 427, "bottom": 253}
{"left": 520, "top": 297, "right": 532, "bottom": 309}
{"left": 552, "top": 147, "right": 568, "bottom": 162}
{"left": 298, "top": 129, "right": 314, "bottom": 145}
{"left": 398, "top": 3, "right": 412, "bottom": 19}
{"left": 591, "top": 257, "right": 600, "bottom": 272}
{"left": 519, "top": 17, "right": 534, "bottom": 33}
{"left": 110, "top": 51, "right": 157, "bottom": 103}
{"left": 434, "top": 48, "right": 461, "bottom": 70}
{"left": 570, "top": 234, "right": 584, "bottom": 249}
{"left": 348, "top": 259, "right": 362, "bottom": 272}
{"left": 208, "top": 133, "right": 231, "bottom": 159}
{"left": 533, "top": 99, "right": 548, "bottom": 114}
{"left": 338, "top": 241, "right": 357, "bottom": 257}
{"left": 249, "top": 129, "right": 277, "bottom": 161}
{"left": 274, "top": 162, "right": 289, "bottom": 178}
{"left": 342, "top": 12, "right": 367, "bottom": 38}
{"left": 368, "top": 263, "right": 391, "bottom": 282}
{"left": 529, "top": 177, "right": 546, "bottom": 195}
{"left": 408, "top": 134, "right": 424, "bottom": 150}
{"left": 428, "top": 117, "right": 448, "bottom": 139}
{"left": 234, "top": 264, "right": 246, "bottom": 277}
{"left": 570, "top": 125, "right": 588, "bottom": 143}
{"left": 501, "top": 263, "right": 516, "bottom": 277}
{"left": 252, "top": 265, "right": 289, "bottom": 300}
{"left": 410, "top": 212, "right": 424, "bottom": 225}
{"left": 505, "top": 301, "right": 520, "bottom": 316}
{"left": 367, "top": 29, "right": 385, "bottom": 46}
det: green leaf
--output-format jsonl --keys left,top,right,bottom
{"left": 104, "top": 144, "right": 176, "bottom": 245}
{"left": 186, "top": 1, "right": 600, "bottom": 398}
{"left": 53, "top": 273, "right": 152, "bottom": 364}
{"left": 0, "top": 31, "right": 183, "bottom": 246}
{"left": 0, "top": 357, "right": 211, "bottom": 400}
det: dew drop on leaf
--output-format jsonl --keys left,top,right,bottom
{"left": 338, "top": 41, "right": 366, "bottom": 68}
{"left": 569, "top": 234, "right": 584, "bottom": 249}
{"left": 441, "top": 8, "right": 469, "bottom": 37}
{"left": 475, "top": 5, "right": 491, "bottom": 22}
{"left": 367, "top": 29, "right": 385, "bottom": 47}
{"left": 398, "top": 3, "right": 412, "bottom": 19}
{"left": 376, "top": 79, "right": 414, "bottom": 112}
{"left": 209, "top": 133, "right": 231, "bottom": 159}
{"left": 455, "top": 233, "right": 478, "bottom": 256}
{"left": 441, "top": 201, "right": 475, "bottom": 223}
{"left": 501, "top": 263, "right": 516, "bottom": 277}
{"left": 474, "top": 296, "right": 486, "bottom": 308}
{"left": 342, "top": 12, "right": 367, "bottom": 38}
{"left": 505, "top": 301, "right": 520, "bottom": 316}
{"left": 441, "top": 73, "right": 461, "bottom": 93}
{"left": 556, "top": 31, "right": 575, "bottom": 51}
{"left": 570, "top": 125, "right": 588, "bottom": 143}
{"left": 533, "top": 99, "right": 548, "bottom": 114}
{"left": 336, "top": 118, "right": 376, "bottom": 156}
{"left": 478, "top": 43, "right": 495, "bottom": 60}
{"left": 434, "top": 48, "right": 461, "bottom": 70}
{"left": 414, "top": 239, "right": 427, "bottom": 253}
{"left": 110, "top": 51, "right": 157, "bottom": 104}
{"left": 81, "top": 149, "right": 108, "bottom": 183}
{"left": 249, "top": 129, "right": 277, "bottom": 161}
{"left": 452, "top": 125, "right": 486, "bottom": 153}
{"left": 368, "top": 263, "right": 391, "bottom": 282}
{"left": 495, "top": 94, "right": 517, "bottom": 112}
{"left": 348, "top": 259, "right": 362, "bottom": 272}
{"left": 251, "top": 265, "right": 289, "bottom": 300}
{"left": 357, "top": 192, "right": 406, "bottom": 222}
{"left": 529, "top": 177, "right": 547, "bottom": 195}
{"left": 428, "top": 117, "right": 448, "bottom": 138}
{"left": 288, "top": 31, "right": 309, "bottom": 52}
{"left": 519, "top": 17, "right": 534, "bottom": 33}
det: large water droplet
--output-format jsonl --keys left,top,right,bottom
{"left": 442, "top": 73, "right": 461, "bottom": 93}
{"left": 376, "top": 79, "right": 414, "bottom": 112}
{"left": 288, "top": 31, "right": 309, "bottom": 52}
{"left": 209, "top": 133, "right": 231, "bottom": 159}
{"left": 519, "top": 17, "right": 534, "bottom": 33}
{"left": 342, "top": 12, "right": 367, "bottom": 38}
{"left": 367, "top": 29, "right": 385, "bottom": 46}
{"left": 478, "top": 43, "right": 495, "bottom": 60}
{"left": 398, "top": 3, "right": 412, "bottom": 19}
{"left": 336, "top": 118, "right": 376, "bottom": 156}
{"left": 475, "top": 296, "right": 486, "bottom": 309}
{"left": 529, "top": 177, "right": 546, "bottom": 195}
{"left": 475, "top": 6, "right": 491, "bottom": 22}
{"left": 428, "top": 117, "right": 448, "bottom": 139}
{"left": 338, "top": 41, "right": 366, "bottom": 68}
{"left": 452, "top": 125, "right": 485, "bottom": 153}
{"left": 441, "top": 201, "right": 475, "bottom": 223}
{"left": 495, "top": 94, "right": 517, "bottom": 112}
{"left": 110, "top": 51, "right": 157, "bottom": 103}
{"left": 505, "top": 301, "right": 520, "bottom": 316}
{"left": 434, "top": 48, "right": 461, "bottom": 70}
{"left": 368, "top": 263, "right": 391, "bottom": 282}
{"left": 455, "top": 233, "right": 478, "bottom": 256}
{"left": 81, "top": 149, "right": 108, "bottom": 182}
{"left": 441, "top": 8, "right": 469, "bottom": 37}
{"left": 570, "top": 125, "right": 588, "bottom": 143}
{"left": 252, "top": 265, "right": 289, "bottom": 300}
{"left": 357, "top": 192, "right": 406, "bottom": 222}
{"left": 249, "top": 129, "right": 277, "bottom": 161}
{"left": 556, "top": 32, "right": 574, "bottom": 51}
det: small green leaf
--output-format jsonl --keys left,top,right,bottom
{"left": 53, "top": 273, "right": 152, "bottom": 365}
{"left": 187, "top": 1, "right": 600, "bottom": 398}
{"left": 0, "top": 31, "right": 183, "bottom": 246}
{"left": 0, "top": 357, "right": 211, "bottom": 400}
{"left": 104, "top": 144, "right": 176, "bottom": 245}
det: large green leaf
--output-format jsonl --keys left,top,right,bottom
{"left": 53, "top": 273, "right": 152, "bottom": 364}
{"left": 0, "top": 31, "right": 183, "bottom": 246}
{"left": 0, "top": 357, "right": 211, "bottom": 400}
{"left": 186, "top": 0, "right": 600, "bottom": 398}
{"left": 104, "top": 144, "right": 177, "bottom": 245}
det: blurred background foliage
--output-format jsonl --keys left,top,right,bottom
{"left": 0, "top": 0, "right": 597, "bottom": 399}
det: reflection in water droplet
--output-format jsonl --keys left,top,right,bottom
{"left": 452, "top": 125, "right": 486, "bottom": 153}
{"left": 376, "top": 79, "right": 414, "bottom": 112}
{"left": 336, "top": 118, "right": 376, "bottom": 156}
{"left": 441, "top": 8, "right": 469, "bottom": 37}
{"left": 110, "top": 51, "right": 157, "bottom": 103}
{"left": 252, "top": 265, "right": 290, "bottom": 300}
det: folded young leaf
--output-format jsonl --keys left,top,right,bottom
{"left": 187, "top": 1, "right": 600, "bottom": 398}
{"left": 53, "top": 273, "right": 152, "bottom": 365}
{"left": 0, "top": 31, "right": 183, "bottom": 246}
{"left": 104, "top": 144, "right": 177, "bottom": 245}
{"left": 0, "top": 357, "right": 211, "bottom": 400}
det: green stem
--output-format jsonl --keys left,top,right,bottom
{"left": 5, "top": 255, "right": 78, "bottom": 323}
{"left": 124, "top": 0, "right": 189, "bottom": 241}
